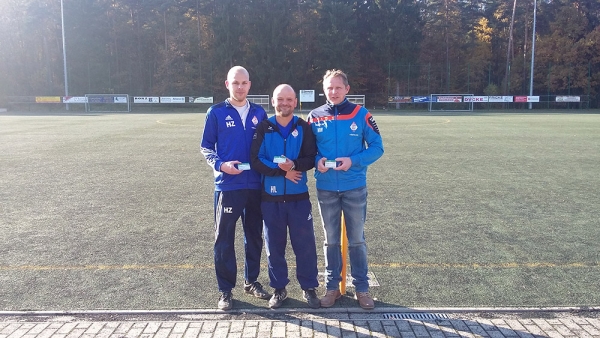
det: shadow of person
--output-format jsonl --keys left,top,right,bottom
{"left": 239, "top": 297, "right": 551, "bottom": 338}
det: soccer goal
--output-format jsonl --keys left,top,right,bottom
{"left": 347, "top": 95, "right": 366, "bottom": 105}
{"left": 428, "top": 94, "right": 474, "bottom": 112}
{"left": 247, "top": 95, "right": 270, "bottom": 112}
{"left": 85, "top": 94, "right": 130, "bottom": 112}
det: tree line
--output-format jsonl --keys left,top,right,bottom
{"left": 0, "top": 0, "right": 598, "bottom": 107}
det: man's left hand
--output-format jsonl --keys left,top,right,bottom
{"left": 333, "top": 157, "right": 352, "bottom": 171}
{"left": 285, "top": 170, "right": 302, "bottom": 183}
{"left": 278, "top": 158, "right": 295, "bottom": 171}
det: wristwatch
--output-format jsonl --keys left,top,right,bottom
{"left": 290, "top": 162, "right": 296, "bottom": 171}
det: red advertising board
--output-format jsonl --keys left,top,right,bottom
{"left": 514, "top": 96, "right": 528, "bottom": 103}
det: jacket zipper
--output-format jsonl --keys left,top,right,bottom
{"left": 334, "top": 106, "right": 339, "bottom": 191}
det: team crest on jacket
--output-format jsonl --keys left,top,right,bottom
{"left": 252, "top": 116, "right": 259, "bottom": 125}
{"left": 350, "top": 122, "right": 358, "bottom": 131}
{"left": 291, "top": 129, "right": 299, "bottom": 137}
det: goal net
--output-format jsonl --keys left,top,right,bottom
{"left": 428, "top": 94, "right": 474, "bottom": 112}
{"left": 247, "top": 95, "right": 270, "bottom": 112}
{"left": 85, "top": 94, "right": 130, "bottom": 112}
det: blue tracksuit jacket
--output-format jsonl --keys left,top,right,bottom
{"left": 250, "top": 115, "right": 316, "bottom": 202}
{"left": 200, "top": 100, "right": 268, "bottom": 191}
{"left": 306, "top": 99, "right": 384, "bottom": 191}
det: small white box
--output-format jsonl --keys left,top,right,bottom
{"left": 237, "top": 163, "right": 251, "bottom": 170}
{"left": 325, "top": 160, "right": 337, "bottom": 168}
{"left": 273, "top": 156, "right": 286, "bottom": 163}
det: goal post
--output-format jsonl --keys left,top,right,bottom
{"left": 247, "top": 94, "right": 270, "bottom": 112}
{"left": 346, "top": 95, "right": 365, "bottom": 105}
{"left": 85, "top": 94, "right": 130, "bottom": 112}
{"left": 428, "top": 94, "right": 474, "bottom": 112}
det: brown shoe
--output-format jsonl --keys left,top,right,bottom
{"left": 320, "top": 289, "right": 342, "bottom": 307}
{"left": 355, "top": 292, "right": 375, "bottom": 310}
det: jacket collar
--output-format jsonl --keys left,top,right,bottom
{"left": 268, "top": 114, "right": 298, "bottom": 127}
{"left": 326, "top": 98, "right": 350, "bottom": 110}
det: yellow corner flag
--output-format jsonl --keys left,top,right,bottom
{"left": 340, "top": 212, "right": 347, "bottom": 294}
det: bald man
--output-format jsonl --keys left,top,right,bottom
{"left": 201, "top": 66, "right": 269, "bottom": 311}
{"left": 250, "top": 84, "right": 320, "bottom": 309}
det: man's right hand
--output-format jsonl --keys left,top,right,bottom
{"left": 317, "top": 158, "right": 329, "bottom": 173}
{"left": 220, "top": 161, "right": 243, "bottom": 175}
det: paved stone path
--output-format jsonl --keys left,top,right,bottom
{"left": 1, "top": 308, "right": 599, "bottom": 337}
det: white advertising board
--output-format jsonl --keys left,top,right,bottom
{"left": 113, "top": 96, "right": 128, "bottom": 103}
{"left": 160, "top": 97, "right": 186, "bottom": 103}
{"left": 190, "top": 97, "right": 214, "bottom": 103}
{"left": 488, "top": 96, "right": 513, "bottom": 102}
{"left": 436, "top": 95, "right": 462, "bottom": 102}
{"left": 556, "top": 96, "right": 580, "bottom": 102}
{"left": 463, "top": 96, "right": 488, "bottom": 102}
{"left": 134, "top": 96, "right": 160, "bottom": 103}
{"left": 299, "top": 90, "right": 315, "bottom": 103}
{"left": 63, "top": 96, "right": 88, "bottom": 103}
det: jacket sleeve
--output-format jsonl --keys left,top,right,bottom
{"left": 305, "top": 112, "right": 324, "bottom": 167}
{"left": 295, "top": 119, "right": 317, "bottom": 172}
{"left": 200, "top": 108, "right": 223, "bottom": 172}
{"left": 349, "top": 109, "right": 384, "bottom": 167}
{"left": 250, "top": 121, "right": 286, "bottom": 177}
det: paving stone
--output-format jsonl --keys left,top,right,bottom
{"left": 581, "top": 324, "right": 600, "bottom": 335}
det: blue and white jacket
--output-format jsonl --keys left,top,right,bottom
{"left": 250, "top": 115, "right": 316, "bottom": 202}
{"left": 306, "top": 98, "right": 384, "bottom": 192}
{"left": 200, "top": 100, "right": 268, "bottom": 191}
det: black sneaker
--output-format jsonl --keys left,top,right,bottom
{"left": 217, "top": 291, "right": 233, "bottom": 310}
{"left": 244, "top": 281, "right": 270, "bottom": 299}
{"left": 269, "top": 288, "right": 288, "bottom": 309}
{"left": 303, "top": 288, "right": 321, "bottom": 309}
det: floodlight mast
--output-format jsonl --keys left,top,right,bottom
{"left": 61, "top": 0, "right": 69, "bottom": 110}
{"left": 529, "top": 0, "right": 537, "bottom": 110}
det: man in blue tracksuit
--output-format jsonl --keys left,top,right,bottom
{"left": 200, "top": 66, "right": 269, "bottom": 311}
{"left": 306, "top": 69, "right": 384, "bottom": 310}
{"left": 250, "top": 84, "right": 320, "bottom": 309}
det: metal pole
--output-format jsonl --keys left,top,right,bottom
{"left": 528, "top": 0, "right": 537, "bottom": 109}
{"left": 61, "top": 0, "right": 69, "bottom": 110}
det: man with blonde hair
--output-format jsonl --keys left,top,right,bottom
{"left": 306, "top": 69, "right": 384, "bottom": 310}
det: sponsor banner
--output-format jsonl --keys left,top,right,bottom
{"left": 463, "top": 96, "right": 488, "bottom": 103}
{"left": 556, "top": 96, "right": 580, "bottom": 102}
{"left": 160, "top": 96, "right": 186, "bottom": 103}
{"left": 189, "top": 96, "right": 213, "bottom": 104}
{"left": 113, "top": 96, "right": 128, "bottom": 103}
{"left": 388, "top": 96, "right": 412, "bottom": 103}
{"left": 488, "top": 96, "right": 513, "bottom": 102}
{"left": 435, "top": 95, "right": 462, "bottom": 103}
{"left": 516, "top": 96, "right": 539, "bottom": 103}
{"left": 299, "top": 90, "right": 315, "bottom": 103}
{"left": 36, "top": 96, "right": 61, "bottom": 103}
{"left": 134, "top": 96, "right": 159, "bottom": 103}
{"left": 63, "top": 96, "right": 88, "bottom": 103}
{"left": 514, "top": 96, "right": 528, "bottom": 103}
{"left": 88, "top": 96, "right": 112, "bottom": 103}
{"left": 412, "top": 96, "right": 430, "bottom": 103}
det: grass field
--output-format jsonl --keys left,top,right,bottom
{"left": 0, "top": 109, "right": 599, "bottom": 311}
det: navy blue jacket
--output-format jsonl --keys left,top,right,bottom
{"left": 201, "top": 100, "right": 268, "bottom": 191}
{"left": 250, "top": 115, "right": 316, "bottom": 202}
